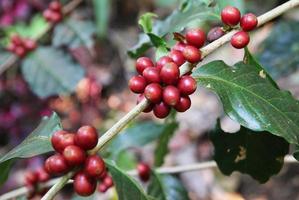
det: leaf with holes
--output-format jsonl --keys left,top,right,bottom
{"left": 210, "top": 125, "right": 289, "bottom": 182}
{"left": 193, "top": 60, "right": 299, "bottom": 145}
{"left": 0, "top": 113, "right": 61, "bottom": 185}
{"left": 21, "top": 47, "right": 85, "bottom": 98}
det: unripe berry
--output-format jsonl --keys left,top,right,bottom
{"left": 74, "top": 172, "right": 97, "bottom": 196}
{"left": 156, "top": 56, "right": 173, "bottom": 71}
{"left": 163, "top": 85, "right": 180, "bottom": 106}
{"left": 98, "top": 184, "right": 108, "bottom": 193}
{"left": 183, "top": 45, "right": 201, "bottom": 63}
{"left": 207, "top": 26, "right": 225, "bottom": 42}
{"left": 103, "top": 176, "right": 114, "bottom": 188}
{"left": 144, "top": 83, "right": 162, "bottom": 103}
{"left": 169, "top": 50, "right": 185, "bottom": 66}
{"left": 45, "top": 154, "right": 69, "bottom": 175}
{"left": 177, "top": 76, "right": 197, "bottom": 95}
{"left": 36, "top": 167, "right": 50, "bottom": 182}
{"left": 142, "top": 67, "right": 160, "bottom": 83}
{"left": 25, "top": 170, "right": 38, "bottom": 186}
{"left": 49, "top": 1, "right": 61, "bottom": 12}
{"left": 160, "top": 62, "right": 180, "bottom": 85}
{"left": 185, "top": 28, "right": 206, "bottom": 48}
{"left": 51, "top": 130, "right": 75, "bottom": 153}
{"left": 230, "top": 31, "right": 250, "bottom": 49}
{"left": 153, "top": 102, "right": 171, "bottom": 119}
{"left": 63, "top": 145, "right": 86, "bottom": 166}
{"left": 240, "top": 13, "right": 258, "bottom": 31}
{"left": 174, "top": 96, "right": 191, "bottom": 112}
{"left": 136, "top": 57, "right": 154, "bottom": 74}
{"left": 172, "top": 42, "right": 186, "bottom": 52}
{"left": 221, "top": 6, "right": 241, "bottom": 26}
{"left": 137, "top": 94, "right": 154, "bottom": 113}
{"left": 84, "top": 155, "right": 105, "bottom": 177}
{"left": 137, "top": 163, "right": 151, "bottom": 182}
{"left": 128, "top": 75, "right": 147, "bottom": 93}
{"left": 75, "top": 126, "right": 98, "bottom": 150}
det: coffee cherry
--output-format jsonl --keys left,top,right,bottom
{"left": 25, "top": 170, "right": 38, "bottom": 186}
{"left": 15, "top": 46, "right": 26, "bottom": 58}
{"left": 49, "top": 1, "right": 61, "bottom": 12}
{"left": 23, "top": 39, "right": 37, "bottom": 51}
{"left": 63, "top": 145, "right": 86, "bottom": 166}
{"left": 240, "top": 13, "right": 258, "bottom": 31}
{"left": 169, "top": 50, "right": 185, "bottom": 66}
{"left": 45, "top": 154, "right": 69, "bottom": 175}
{"left": 98, "top": 184, "right": 108, "bottom": 193}
{"left": 142, "top": 67, "right": 161, "bottom": 83}
{"left": 160, "top": 62, "right": 180, "bottom": 85}
{"left": 74, "top": 172, "right": 97, "bottom": 196}
{"left": 136, "top": 57, "right": 154, "bottom": 74}
{"left": 137, "top": 94, "right": 154, "bottom": 113}
{"left": 156, "top": 56, "right": 173, "bottom": 70}
{"left": 177, "top": 76, "right": 197, "bottom": 95}
{"left": 185, "top": 28, "right": 206, "bottom": 48}
{"left": 43, "top": 9, "right": 53, "bottom": 21}
{"left": 163, "top": 85, "right": 180, "bottom": 106}
{"left": 153, "top": 102, "right": 171, "bottom": 119}
{"left": 7, "top": 43, "right": 16, "bottom": 52}
{"left": 103, "top": 176, "right": 114, "bottom": 188}
{"left": 75, "top": 126, "right": 98, "bottom": 150}
{"left": 230, "top": 31, "right": 250, "bottom": 49}
{"left": 128, "top": 75, "right": 147, "bottom": 94}
{"left": 137, "top": 163, "right": 151, "bottom": 182}
{"left": 36, "top": 167, "right": 50, "bottom": 182}
{"left": 49, "top": 12, "right": 62, "bottom": 23}
{"left": 172, "top": 42, "right": 186, "bottom": 52}
{"left": 207, "top": 26, "right": 225, "bottom": 42}
{"left": 174, "top": 96, "right": 191, "bottom": 112}
{"left": 144, "top": 83, "right": 162, "bottom": 103}
{"left": 51, "top": 130, "right": 75, "bottom": 153}
{"left": 84, "top": 155, "right": 105, "bottom": 177}
{"left": 11, "top": 35, "right": 22, "bottom": 46}
{"left": 96, "top": 169, "right": 107, "bottom": 180}
{"left": 183, "top": 45, "right": 201, "bottom": 63}
{"left": 221, "top": 6, "right": 241, "bottom": 26}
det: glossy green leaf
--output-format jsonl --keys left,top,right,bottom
{"left": 21, "top": 47, "right": 85, "bottom": 98}
{"left": 210, "top": 125, "right": 289, "bottom": 183}
{"left": 116, "top": 151, "right": 138, "bottom": 170}
{"left": 93, "top": 0, "right": 110, "bottom": 38}
{"left": 193, "top": 60, "right": 299, "bottom": 145}
{"left": 0, "top": 113, "right": 61, "bottom": 185}
{"left": 139, "top": 13, "right": 158, "bottom": 33}
{"left": 147, "top": 170, "right": 190, "bottom": 200}
{"left": 106, "top": 161, "right": 150, "bottom": 200}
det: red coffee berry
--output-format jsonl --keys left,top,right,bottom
{"left": 156, "top": 56, "right": 173, "bottom": 71}
{"left": 84, "top": 155, "right": 105, "bottom": 177}
{"left": 169, "top": 50, "right": 185, "bottom": 66}
{"left": 49, "top": 1, "right": 61, "bottom": 12}
{"left": 136, "top": 57, "right": 154, "bottom": 74}
{"left": 43, "top": 9, "right": 53, "bottom": 21}
{"left": 174, "top": 96, "right": 191, "bottom": 112}
{"left": 240, "top": 13, "right": 258, "bottom": 31}
{"left": 103, "top": 176, "right": 114, "bottom": 188}
{"left": 160, "top": 62, "right": 180, "bottom": 85}
{"left": 230, "top": 31, "right": 250, "bottom": 49}
{"left": 163, "top": 85, "right": 180, "bottom": 106}
{"left": 11, "top": 34, "right": 22, "bottom": 46}
{"left": 63, "top": 145, "right": 86, "bottom": 166}
{"left": 25, "top": 171, "right": 38, "bottom": 186}
{"left": 7, "top": 43, "right": 16, "bottom": 52}
{"left": 185, "top": 28, "right": 206, "bottom": 48}
{"left": 144, "top": 83, "right": 162, "bottom": 103}
{"left": 74, "top": 172, "right": 97, "bottom": 197}
{"left": 45, "top": 154, "right": 69, "bottom": 175}
{"left": 36, "top": 167, "right": 50, "bottom": 182}
{"left": 49, "top": 12, "right": 62, "bottom": 23}
{"left": 51, "top": 130, "right": 75, "bottom": 153}
{"left": 172, "top": 42, "right": 186, "bottom": 52}
{"left": 97, "top": 169, "right": 107, "bottom": 180}
{"left": 137, "top": 94, "right": 154, "bottom": 113}
{"left": 183, "top": 45, "right": 202, "bottom": 63}
{"left": 75, "top": 126, "right": 98, "bottom": 150}
{"left": 207, "top": 26, "right": 225, "bottom": 42}
{"left": 221, "top": 6, "right": 241, "bottom": 26}
{"left": 128, "top": 75, "right": 147, "bottom": 93}
{"left": 153, "top": 101, "right": 171, "bottom": 119}
{"left": 23, "top": 39, "right": 37, "bottom": 51}
{"left": 142, "top": 67, "right": 161, "bottom": 83}
{"left": 98, "top": 184, "right": 108, "bottom": 193}
{"left": 137, "top": 163, "right": 151, "bottom": 182}
{"left": 177, "top": 76, "right": 197, "bottom": 95}
{"left": 15, "top": 46, "right": 26, "bottom": 58}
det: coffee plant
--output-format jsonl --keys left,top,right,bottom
{"left": 0, "top": 0, "right": 299, "bottom": 199}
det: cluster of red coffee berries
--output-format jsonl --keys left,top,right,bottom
{"left": 24, "top": 167, "right": 50, "bottom": 199}
{"left": 6, "top": 34, "right": 37, "bottom": 58}
{"left": 220, "top": 6, "right": 258, "bottom": 49}
{"left": 137, "top": 162, "right": 151, "bottom": 182}
{"left": 44, "top": 126, "right": 113, "bottom": 196}
{"left": 43, "top": 1, "right": 63, "bottom": 24}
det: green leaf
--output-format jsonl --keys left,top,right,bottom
{"left": 0, "top": 113, "right": 61, "bottom": 185}
{"left": 210, "top": 125, "right": 289, "bottom": 183}
{"left": 154, "top": 122, "right": 178, "bottom": 167}
{"left": 106, "top": 161, "right": 150, "bottom": 200}
{"left": 93, "top": 0, "right": 110, "bottom": 38}
{"left": 193, "top": 60, "right": 299, "bottom": 145}
{"left": 257, "top": 20, "right": 299, "bottom": 79}
{"left": 128, "top": 0, "right": 218, "bottom": 58}
{"left": 139, "top": 13, "right": 158, "bottom": 33}
{"left": 21, "top": 47, "right": 85, "bottom": 98}
{"left": 147, "top": 170, "right": 190, "bottom": 200}
{"left": 155, "top": 46, "right": 169, "bottom": 61}
{"left": 116, "top": 151, "right": 138, "bottom": 170}
{"left": 53, "top": 19, "right": 96, "bottom": 48}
